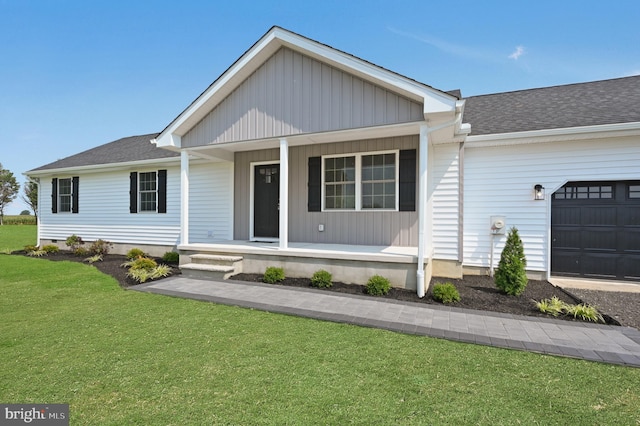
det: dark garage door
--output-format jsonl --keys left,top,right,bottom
{"left": 551, "top": 181, "right": 640, "bottom": 281}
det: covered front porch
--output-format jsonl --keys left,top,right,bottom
{"left": 178, "top": 241, "right": 428, "bottom": 291}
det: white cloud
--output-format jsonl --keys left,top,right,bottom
{"left": 509, "top": 46, "right": 525, "bottom": 60}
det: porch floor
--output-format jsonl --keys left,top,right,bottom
{"left": 179, "top": 241, "right": 420, "bottom": 263}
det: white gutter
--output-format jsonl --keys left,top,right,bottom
{"left": 416, "top": 109, "right": 465, "bottom": 298}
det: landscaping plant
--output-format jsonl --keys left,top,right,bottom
{"left": 263, "top": 266, "right": 285, "bottom": 284}
{"left": 162, "top": 251, "right": 180, "bottom": 264}
{"left": 311, "top": 269, "right": 333, "bottom": 288}
{"left": 366, "top": 274, "right": 391, "bottom": 296}
{"left": 126, "top": 248, "right": 146, "bottom": 260}
{"left": 534, "top": 297, "right": 605, "bottom": 323}
{"left": 65, "top": 234, "right": 84, "bottom": 251}
{"left": 494, "top": 227, "right": 528, "bottom": 296}
{"left": 432, "top": 282, "right": 461, "bottom": 304}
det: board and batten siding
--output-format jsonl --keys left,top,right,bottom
{"left": 234, "top": 135, "right": 420, "bottom": 246}
{"left": 463, "top": 135, "right": 640, "bottom": 272}
{"left": 182, "top": 47, "right": 424, "bottom": 148}
{"left": 38, "top": 166, "right": 181, "bottom": 245}
{"left": 188, "top": 161, "right": 234, "bottom": 243}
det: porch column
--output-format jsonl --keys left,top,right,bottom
{"left": 279, "top": 138, "right": 289, "bottom": 250}
{"left": 180, "top": 150, "right": 190, "bottom": 245}
{"left": 416, "top": 124, "right": 429, "bottom": 298}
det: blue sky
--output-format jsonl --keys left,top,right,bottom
{"left": 2, "top": 0, "right": 639, "bottom": 214}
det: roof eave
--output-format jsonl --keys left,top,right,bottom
{"left": 25, "top": 156, "right": 180, "bottom": 177}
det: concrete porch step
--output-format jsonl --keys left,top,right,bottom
{"left": 179, "top": 253, "right": 243, "bottom": 280}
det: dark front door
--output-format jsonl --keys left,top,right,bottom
{"left": 551, "top": 181, "right": 640, "bottom": 281}
{"left": 254, "top": 164, "right": 280, "bottom": 238}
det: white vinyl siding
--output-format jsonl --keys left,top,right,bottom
{"left": 431, "top": 143, "right": 461, "bottom": 261}
{"left": 463, "top": 135, "right": 640, "bottom": 272}
{"left": 188, "top": 161, "right": 234, "bottom": 243}
{"left": 39, "top": 166, "right": 180, "bottom": 245}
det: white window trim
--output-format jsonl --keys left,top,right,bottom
{"left": 321, "top": 149, "right": 399, "bottom": 212}
{"left": 138, "top": 171, "right": 158, "bottom": 213}
{"left": 58, "top": 177, "right": 73, "bottom": 213}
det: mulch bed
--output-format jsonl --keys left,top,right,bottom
{"left": 18, "top": 250, "right": 636, "bottom": 327}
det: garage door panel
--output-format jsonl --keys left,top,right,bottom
{"left": 581, "top": 228, "right": 617, "bottom": 251}
{"left": 581, "top": 254, "right": 618, "bottom": 278}
{"left": 551, "top": 252, "right": 581, "bottom": 275}
{"left": 582, "top": 206, "right": 617, "bottom": 226}
{"left": 621, "top": 228, "right": 640, "bottom": 253}
{"left": 551, "top": 228, "right": 581, "bottom": 249}
{"left": 622, "top": 256, "right": 640, "bottom": 280}
{"left": 552, "top": 207, "right": 581, "bottom": 226}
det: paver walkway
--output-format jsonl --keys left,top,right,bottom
{"left": 134, "top": 277, "right": 640, "bottom": 367}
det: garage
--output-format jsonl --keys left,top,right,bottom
{"left": 551, "top": 181, "right": 640, "bottom": 281}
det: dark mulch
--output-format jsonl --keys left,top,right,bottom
{"left": 18, "top": 250, "right": 640, "bottom": 328}
{"left": 233, "top": 273, "right": 621, "bottom": 326}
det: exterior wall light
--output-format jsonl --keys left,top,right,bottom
{"left": 534, "top": 184, "right": 545, "bottom": 200}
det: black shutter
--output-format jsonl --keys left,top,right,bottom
{"left": 308, "top": 156, "right": 321, "bottom": 212}
{"left": 129, "top": 172, "right": 138, "bottom": 213}
{"left": 72, "top": 176, "right": 79, "bottom": 213}
{"left": 399, "top": 149, "right": 416, "bottom": 212}
{"left": 51, "top": 178, "right": 58, "bottom": 214}
{"left": 157, "top": 169, "right": 167, "bottom": 214}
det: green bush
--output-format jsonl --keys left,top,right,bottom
{"left": 126, "top": 248, "right": 146, "bottom": 260}
{"left": 534, "top": 297, "right": 605, "bottom": 323}
{"left": 42, "top": 244, "right": 59, "bottom": 254}
{"left": 494, "top": 227, "right": 528, "bottom": 296}
{"left": 129, "top": 257, "right": 158, "bottom": 271}
{"left": 263, "top": 266, "right": 285, "bottom": 284}
{"left": 534, "top": 296, "right": 566, "bottom": 317}
{"left": 126, "top": 264, "right": 172, "bottom": 283}
{"left": 366, "top": 275, "right": 391, "bottom": 296}
{"left": 88, "top": 239, "right": 112, "bottom": 256}
{"left": 311, "top": 269, "right": 333, "bottom": 288}
{"left": 85, "top": 254, "right": 103, "bottom": 264}
{"left": 73, "top": 247, "right": 89, "bottom": 257}
{"left": 23, "top": 244, "right": 38, "bottom": 253}
{"left": 65, "top": 234, "right": 84, "bottom": 251}
{"left": 432, "top": 282, "right": 460, "bottom": 304}
{"left": 162, "top": 251, "right": 180, "bottom": 263}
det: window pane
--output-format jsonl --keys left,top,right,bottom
{"left": 58, "top": 179, "right": 72, "bottom": 212}
{"left": 324, "top": 157, "right": 355, "bottom": 210}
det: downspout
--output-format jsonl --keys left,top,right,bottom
{"left": 416, "top": 111, "right": 464, "bottom": 298}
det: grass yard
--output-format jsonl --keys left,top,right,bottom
{"left": 0, "top": 226, "right": 639, "bottom": 424}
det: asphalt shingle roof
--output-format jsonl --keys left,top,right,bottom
{"left": 29, "top": 133, "right": 178, "bottom": 173}
{"left": 464, "top": 75, "right": 640, "bottom": 135}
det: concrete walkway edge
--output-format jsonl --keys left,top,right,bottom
{"left": 133, "top": 277, "right": 640, "bottom": 368}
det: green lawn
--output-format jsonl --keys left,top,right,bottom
{"left": 1, "top": 226, "right": 639, "bottom": 424}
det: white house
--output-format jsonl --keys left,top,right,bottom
{"left": 27, "top": 26, "right": 640, "bottom": 294}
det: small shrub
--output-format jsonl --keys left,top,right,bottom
{"left": 126, "top": 248, "right": 146, "bottom": 260}
{"left": 73, "top": 247, "right": 89, "bottom": 257}
{"left": 42, "top": 244, "right": 59, "bottom": 254}
{"left": 126, "top": 261, "right": 172, "bottom": 283}
{"left": 494, "top": 227, "right": 528, "bottom": 296}
{"left": 162, "top": 251, "right": 180, "bottom": 264}
{"left": 534, "top": 296, "right": 566, "bottom": 317}
{"left": 65, "top": 234, "right": 84, "bottom": 250}
{"left": 88, "top": 239, "right": 112, "bottom": 256}
{"left": 129, "top": 257, "right": 158, "bottom": 271}
{"left": 432, "top": 282, "right": 461, "bottom": 304}
{"left": 263, "top": 266, "right": 285, "bottom": 284}
{"left": 565, "top": 303, "right": 604, "bottom": 323}
{"left": 23, "top": 244, "right": 38, "bottom": 253}
{"left": 27, "top": 249, "right": 47, "bottom": 257}
{"left": 366, "top": 275, "right": 391, "bottom": 296}
{"left": 311, "top": 269, "right": 333, "bottom": 288}
{"left": 85, "top": 254, "right": 103, "bottom": 264}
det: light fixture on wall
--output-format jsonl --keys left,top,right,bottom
{"left": 534, "top": 184, "right": 545, "bottom": 200}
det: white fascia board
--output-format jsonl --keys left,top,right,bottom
{"left": 466, "top": 121, "right": 640, "bottom": 148}
{"left": 25, "top": 156, "right": 180, "bottom": 177}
